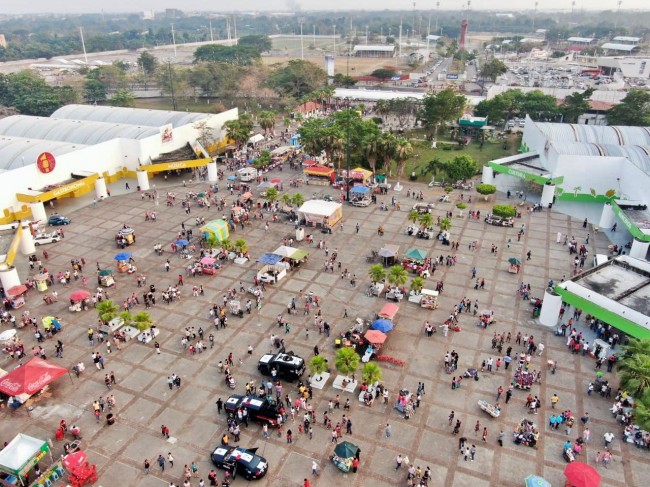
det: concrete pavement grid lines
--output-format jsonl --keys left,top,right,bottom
{"left": 1, "top": 173, "right": 646, "bottom": 487}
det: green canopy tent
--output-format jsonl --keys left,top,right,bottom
{"left": 200, "top": 219, "right": 230, "bottom": 242}
{"left": 0, "top": 434, "right": 55, "bottom": 485}
{"left": 405, "top": 248, "right": 428, "bottom": 262}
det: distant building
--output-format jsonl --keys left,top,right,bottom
{"left": 601, "top": 43, "right": 640, "bottom": 55}
{"left": 0, "top": 34, "right": 7, "bottom": 48}
{"left": 165, "top": 9, "right": 184, "bottom": 19}
{"left": 598, "top": 57, "right": 650, "bottom": 78}
{"left": 141, "top": 10, "right": 155, "bottom": 21}
{"left": 352, "top": 45, "right": 395, "bottom": 58}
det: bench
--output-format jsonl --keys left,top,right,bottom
{"left": 332, "top": 375, "right": 358, "bottom": 393}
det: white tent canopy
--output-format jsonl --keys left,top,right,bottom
{"left": 248, "top": 134, "right": 265, "bottom": 145}
{"left": 273, "top": 246, "right": 298, "bottom": 258}
{"left": 0, "top": 434, "right": 49, "bottom": 475}
{"left": 297, "top": 200, "right": 343, "bottom": 227}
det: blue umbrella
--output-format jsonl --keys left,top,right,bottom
{"left": 227, "top": 175, "right": 237, "bottom": 181}
{"left": 114, "top": 252, "right": 132, "bottom": 261}
{"left": 371, "top": 318, "right": 394, "bottom": 333}
{"left": 175, "top": 239, "right": 189, "bottom": 246}
{"left": 524, "top": 475, "right": 551, "bottom": 487}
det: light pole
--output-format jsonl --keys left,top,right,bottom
{"left": 345, "top": 102, "right": 351, "bottom": 202}
{"left": 435, "top": 1, "right": 440, "bottom": 35}
{"left": 533, "top": 2, "right": 539, "bottom": 31}
{"left": 167, "top": 60, "right": 177, "bottom": 111}
{"left": 300, "top": 20, "right": 304, "bottom": 60}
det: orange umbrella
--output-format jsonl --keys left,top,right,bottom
{"left": 364, "top": 330, "right": 387, "bottom": 345}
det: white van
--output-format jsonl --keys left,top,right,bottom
{"left": 594, "top": 254, "right": 609, "bottom": 267}
{"left": 237, "top": 167, "right": 258, "bottom": 182}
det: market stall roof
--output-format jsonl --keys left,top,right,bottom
{"left": 371, "top": 318, "right": 394, "bottom": 332}
{"left": 405, "top": 248, "right": 428, "bottom": 261}
{"left": 378, "top": 244, "right": 400, "bottom": 258}
{"left": 297, "top": 200, "right": 343, "bottom": 217}
{"left": 248, "top": 134, "right": 265, "bottom": 144}
{"left": 302, "top": 159, "right": 318, "bottom": 167}
{"left": 350, "top": 185, "right": 370, "bottom": 195}
{"left": 200, "top": 219, "right": 229, "bottom": 242}
{"left": 290, "top": 249, "right": 309, "bottom": 261}
{"left": 379, "top": 302, "right": 399, "bottom": 320}
{"left": 273, "top": 245, "right": 298, "bottom": 258}
{"left": 0, "top": 357, "right": 68, "bottom": 396}
{"left": 364, "top": 329, "right": 387, "bottom": 344}
{"left": 303, "top": 164, "right": 335, "bottom": 176}
{"left": 0, "top": 434, "right": 48, "bottom": 475}
{"left": 257, "top": 253, "right": 283, "bottom": 265}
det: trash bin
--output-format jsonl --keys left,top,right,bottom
{"left": 106, "top": 413, "right": 115, "bottom": 426}
{"left": 295, "top": 227, "right": 304, "bottom": 242}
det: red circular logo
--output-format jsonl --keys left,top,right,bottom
{"left": 36, "top": 152, "right": 56, "bottom": 173}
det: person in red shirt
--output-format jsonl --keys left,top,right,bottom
{"left": 352, "top": 457, "right": 359, "bottom": 473}
{"left": 304, "top": 479, "right": 311, "bottom": 487}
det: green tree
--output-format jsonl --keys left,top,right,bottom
{"left": 258, "top": 110, "right": 277, "bottom": 136}
{"left": 108, "top": 89, "right": 136, "bottom": 107}
{"left": 394, "top": 137, "right": 414, "bottom": 182}
{"left": 420, "top": 89, "right": 466, "bottom": 139}
{"left": 387, "top": 265, "right": 408, "bottom": 288}
{"left": 265, "top": 187, "right": 279, "bottom": 203}
{"left": 133, "top": 311, "right": 153, "bottom": 331}
{"left": 438, "top": 217, "right": 452, "bottom": 233}
{"left": 371, "top": 68, "right": 396, "bottom": 79}
{"left": 238, "top": 35, "right": 272, "bottom": 53}
{"left": 361, "top": 362, "right": 383, "bottom": 384}
{"left": 492, "top": 204, "right": 516, "bottom": 218}
{"left": 560, "top": 88, "right": 594, "bottom": 123}
{"left": 362, "top": 127, "right": 382, "bottom": 174}
{"left": 268, "top": 59, "right": 327, "bottom": 99}
{"left": 308, "top": 356, "right": 329, "bottom": 377}
{"left": 224, "top": 119, "right": 253, "bottom": 147}
{"left": 187, "top": 62, "right": 240, "bottom": 100}
{"left": 480, "top": 58, "right": 507, "bottom": 82}
{"left": 137, "top": 51, "right": 158, "bottom": 76}
{"left": 379, "top": 132, "right": 397, "bottom": 174}
{"left": 234, "top": 239, "right": 248, "bottom": 254}
{"left": 369, "top": 264, "right": 386, "bottom": 283}
{"left": 418, "top": 212, "right": 434, "bottom": 229}
{"left": 291, "top": 193, "right": 305, "bottom": 208}
{"left": 332, "top": 73, "right": 357, "bottom": 87}
{"left": 193, "top": 44, "right": 261, "bottom": 65}
{"left": 607, "top": 89, "right": 650, "bottom": 126}
{"left": 410, "top": 277, "right": 425, "bottom": 292}
{"left": 335, "top": 347, "right": 360, "bottom": 377}
{"left": 445, "top": 155, "right": 477, "bottom": 181}
{"left": 83, "top": 78, "right": 108, "bottom": 103}
{"left": 476, "top": 184, "right": 496, "bottom": 200}
{"left": 97, "top": 299, "right": 118, "bottom": 324}
{"left": 254, "top": 149, "right": 272, "bottom": 169}
{"left": 407, "top": 210, "right": 420, "bottom": 224}
{"left": 618, "top": 353, "right": 650, "bottom": 396}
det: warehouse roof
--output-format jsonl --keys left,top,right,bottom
{"left": 0, "top": 115, "right": 160, "bottom": 145}
{"left": 535, "top": 122, "right": 650, "bottom": 146}
{"left": 353, "top": 45, "right": 395, "bottom": 52}
{"left": 601, "top": 43, "right": 638, "bottom": 52}
{"left": 51, "top": 104, "right": 210, "bottom": 128}
{"left": 0, "top": 136, "right": 86, "bottom": 172}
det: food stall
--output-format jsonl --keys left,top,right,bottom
{"left": 200, "top": 257, "right": 218, "bottom": 275}
{"left": 419, "top": 289, "right": 439, "bottom": 309}
{"left": 402, "top": 248, "right": 429, "bottom": 277}
{"left": 256, "top": 252, "right": 288, "bottom": 284}
{"left": 0, "top": 434, "right": 58, "bottom": 487}
{"left": 349, "top": 185, "right": 371, "bottom": 205}
{"left": 303, "top": 164, "right": 335, "bottom": 186}
{"left": 508, "top": 257, "right": 521, "bottom": 274}
{"left": 6, "top": 285, "right": 28, "bottom": 309}
{"left": 378, "top": 303, "right": 399, "bottom": 321}
{"left": 0, "top": 358, "right": 68, "bottom": 410}
{"left": 200, "top": 219, "right": 230, "bottom": 243}
{"left": 33, "top": 274, "right": 49, "bottom": 292}
{"left": 362, "top": 330, "right": 386, "bottom": 362}
{"left": 114, "top": 252, "right": 132, "bottom": 273}
{"left": 297, "top": 200, "right": 343, "bottom": 228}
{"left": 115, "top": 227, "right": 135, "bottom": 248}
{"left": 98, "top": 269, "right": 115, "bottom": 287}
{"left": 69, "top": 290, "right": 91, "bottom": 312}
{"left": 345, "top": 167, "right": 373, "bottom": 185}
{"left": 378, "top": 245, "right": 399, "bottom": 266}
{"left": 513, "top": 419, "right": 539, "bottom": 448}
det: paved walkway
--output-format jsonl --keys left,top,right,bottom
{"left": 1, "top": 170, "right": 647, "bottom": 487}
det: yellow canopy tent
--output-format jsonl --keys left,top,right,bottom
{"left": 200, "top": 219, "right": 229, "bottom": 242}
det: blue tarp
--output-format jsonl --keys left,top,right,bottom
{"left": 371, "top": 318, "right": 394, "bottom": 332}
{"left": 257, "top": 253, "right": 283, "bottom": 265}
{"left": 350, "top": 186, "right": 370, "bottom": 195}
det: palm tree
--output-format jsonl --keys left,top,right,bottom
{"left": 620, "top": 338, "right": 650, "bottom": 361}
{"left": 133, "top": 311, "right": 153, "bottom": 331}
{"left": 281, "top": 194, "right": 293, "bottom": 207}
{"left": 234, "top": 239, "right": 248, "bottom": 254}
{"left": 375, "top": 99, "right": 390, "bottom": 123}
{"left": 120, "top": 310, "right": 133, "bottom": 326}
{"left": 335, "top": 347, "right": 360, "bottom": 378}
{"left": 418, "top": 212, "right": 434, "bottom": 229}
{"left": 361, "top": 362, "right": 383, "bottom": 385}
{"left": 224, "top": 119, "right": 252, "bottom": 148}
{"left": 97, "top": 299, "right": 118, "bottom": 324}
{"left": 439, "top": 217, "right": 452, "bottom": 233}
{"left": 379, "top": 132, "right": 397, "bottom": 177}
{"left": 369, "top": 264, "right": 386, "bottom": 283}
{"left": 363, "top": 131, "right": 382, "bottom": 175}
{"left": 394, "top": 137, "right": 414, "bottom": 182}
{"left": 408, "top": 210, "right": 420, "bottom": 225}
{"left": 387, "top": 265, "right": 408, "bottom": 288}
{"left": 291, "top": 193, "right": 305, "bottom": 208}
{"left": 618, "top": 353, "right": 650, "bottom": 395}
{"left": 258, "top": 110, "right": 277, "bottom": 136}
{"left": 220, "top": 238, "right": 233, "bottom": 251}
{"left": 411, "top": 276, "right": 425, "bottom": 292}
{"left": 265, "top": 188, "right": 279, "bottom": 204}
{"left": 308, "top": 356, "right": 329, "bottom": 380}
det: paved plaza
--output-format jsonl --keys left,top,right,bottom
{"left": 1, "top": 171, "right": 648, "bottom": 487}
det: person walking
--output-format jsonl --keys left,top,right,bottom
{"left": 497, "top": 430, "right": 505, "bottom": 447}
{"left": 395, "top": 454, "right": 403, "bottom": 470}
{"left": 144, "top": 459, "right": 150, "bottom": 474}
{"left": 157, "top": 454, "right": 166, "bottom": 472}
{"left": 385, "top": 423, "right": 392, "bottom": 438}
{"left": 551, "top": 393, "right": 559, "bottom": 409}
{"left": 482, "top": 427, "right": 488, "bottom": 442}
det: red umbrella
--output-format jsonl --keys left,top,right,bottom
{"left": 63, "top": 450, "right": 88, "bottom": 471}
{"left": 69, "top": 290, "right": 91, "bottom": 302}
{"left": 364, "top": 330, "right": 387, "bottom": 345}
{"left": 270, "top": 178, "right": 282, "bottom": 184}
{"left": 6, "top": 285, "right": 28, "bottom": 297}
{"left": 0, "top": 357, "right": 68, "bottom": 396}
{"left": 565, "top": 462, "right": 601, "bottom": 487}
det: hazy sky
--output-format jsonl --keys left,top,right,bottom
{"left": 2, "top": 0, "right": 648, "bottom": 15}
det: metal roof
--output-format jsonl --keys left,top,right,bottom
{"left": 567, "top": 37, "right": 594, "bottom": 43}
{"left": 550, "top": 141, "right": 650, "bottom": 175}
{"left": 535, "top": 122, "right": 650, "bottom": 146}
{"left": 612, "top": 36, "right": 641, "bottom": 42}
{"left": 353, "top": 45, "right": 395, "bottom": 52}
{"left": 51, "top": 104, "right": 210, "bottom": 128}
{"left": 0, "top": 136, "right": 86, "bottom": 172}
{"left": 0, "top": 115, "right": 160, "bottom": 145}
{"left": 601, "top": 43, "right": 638, "bottom": 51}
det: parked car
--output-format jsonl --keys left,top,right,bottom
{"left": 48, "top": 215, "right": 71, "bottom": 226}
{"left": 210, "top": 446, "right": 268, "bottom": 480}
{"left": 484, "top": 215, "right": 514, "bottom": 227}
{"left": 34, "top": 233, "right": 62, "bottom": 246}
{"left": 224, "top": 394, "right": 282, "bottom": 427}
{"left": 258, "top": 351, "right": 305, "bottom": 381}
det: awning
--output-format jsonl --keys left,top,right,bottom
{"left": 303, "top": 165, "right": 335, "bottom": 176}
{"left": 0, "top": 357, "right": 68, "bottom": 396}
{"left": 378, "top": 245, "right": 400, "bottom": 258}
{"left": 0, "top": 434, "right": 50, "bottom": 477}
{"left": 379, "top": 303, "right": 399, "bottom": 320}
{"left": 371, "top": 318, "right": 394, "bottom": 333}
{"left": 290, "top": 249, "right": 309, "bottom": 261}
{"left": 350, "top": 186, "right": 370, "bottom": 195}
{"left": 364, "top": 329, "right": 387, "bottom": 344}
{"left": 257, "top": 253, "right": 283, "bottom": 265}
{"left": 200, "top": 257, "right": 216, "bottom": 265}
{"left": 405, "top": 248, "right": 428, "bottom": 261}
{"left": 273, "top": 246, "right": 298, "bottom": 258}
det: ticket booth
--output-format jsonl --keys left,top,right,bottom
{"left": 34, "top": 274, "right": 49, "bottom": 292}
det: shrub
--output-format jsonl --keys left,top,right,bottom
{"left": 492, "top": 204, "right": 516, "bottom": 218}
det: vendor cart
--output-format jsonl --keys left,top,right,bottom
{"left": 330, "top": 441, "right": 359, "bottom": 473}
{"left": 200, "top": 257, "right": 218, "bottom": 275}
{"left": 420, "top": 289, "right": 439, "bottom": 309}
{"left": 98, "top": 269, "right": 115, "bottom": 287}
{"left": 6, "top": 285, "right": 28, "bottom": 309}
{"left": 478, "top": 399, "right": 501, "bottom": 418}
{"left": 115, "top": 227, "right": 135, "bottom": 248}
{"left": 228, "top": 300, "right": 244, "bottom": 317}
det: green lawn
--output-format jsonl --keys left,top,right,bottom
{"left": 396, "top": 134, "right": 521, "bottom": 183}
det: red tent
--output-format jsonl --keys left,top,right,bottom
{"left": 0, "top": 358, "right": 68, "bottom": 396}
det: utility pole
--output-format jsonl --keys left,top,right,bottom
{"left": 333, "top": 25, "right": 336, "bottom": 53}
{"left": 435, "top": 1, "right": 440, "bottom": 34}
{"left": 399, "top": 18, "right": 402, "bottom": 57}
{"left": 171, "top": 24, "right": 177, "bottom": 58}
{"left": 412, "top": 2, "right": 417, "bottom": 41}
{"left": 426, "top": 14, "right": 431, "bottom": 55}
{"left": 79, "top": 27, "right": 88, "bottom": 64}
{"left": 300, "top": 20, "right": 304, "bottom": 60}
{"left": 615, "top": 1, "right": 623, "bottom": 29}
{"left": 233, "top": 16, "right": 238, "bottom": 45}
{"left": 533, "top": 2, "right": 539, "bottom": 31}
{"left": 209, "top": 17, "right": 214, "bottom": 42}
{"left": 167, "top": 61, "right": 177, "bottom": 111}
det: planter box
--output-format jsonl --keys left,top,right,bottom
{"left": 332, "top": 375, "right": 358, "bottom": 393}
{"left": 119, "top": 325, "right": 140, "bottom": 341}
{"left": 309, "top": 372, "right": 330, "bottom": 390}
{"left": 137, "top": 327, "right": 159, "bottom": 344}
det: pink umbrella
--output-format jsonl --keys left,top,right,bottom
{"left": 70, "top": 290, "right": 91, "bottom": 302}
{"left": 270, "top": 178, "right": 282, "bottom": 184}
{"left": 63, "top": 450, "right": 88, "bottom": 471}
